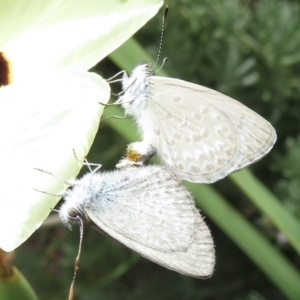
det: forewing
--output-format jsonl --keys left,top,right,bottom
{"left": 86, "top": 166, "right": 215, "bottom": 277}
{"left": 147, "top": 77, "right": 276, "bottom": 183}
{"left": 86, "top": 166, "right": 196, "bottom": 252}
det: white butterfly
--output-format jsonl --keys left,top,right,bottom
{"left": 115, "top": 63, "right": 277, "bottom": 183}
{"left": 60, "top": 165, "right": 215, "bottom": 278}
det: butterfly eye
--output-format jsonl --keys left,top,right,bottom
{"left": 67, "top": 207, "right": 80, "bottom": 220}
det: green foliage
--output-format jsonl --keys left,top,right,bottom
{"left": 0, "top": 267, "right": 38, "bottom": 300}
{"left": 273, "top": 135, "right": 300, "bottom": 218}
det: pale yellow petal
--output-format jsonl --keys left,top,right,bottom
{"left": 0, "top": 0, "right": 163, "bottom": 83}
{"left": 0, "top": 70, "right": 109, "bottom": 251}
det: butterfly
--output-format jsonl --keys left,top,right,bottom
{"left": 59, "top": 164, "right": 215, "bottom": 278}
{"left": 114, "top": 63, "right": 277, "bottom": 183}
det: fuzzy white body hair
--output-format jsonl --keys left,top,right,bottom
{"left": 59, "top": 170, "right": 121, "bottom": 227}
{"left": 59, "top": 173, "right": 101, "bottom": 226}
{"left": 118, "top": 64, "right": 156, "bottom": 145}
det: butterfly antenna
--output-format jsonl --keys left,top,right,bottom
{"left": 153, "top": 5, "right": 169, "bottom": 71}
{"left": 33, "top": 168, "right": 72, "bottom": 186}
{"left": 68, "top": 217, "right": 84, "bottom": 300}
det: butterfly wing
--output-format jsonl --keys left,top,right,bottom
{"left": 85, "top": 166, "right": 215, "bottom": 277}
{"left": 143, "top": 77, "right": 276, "bottom": 183}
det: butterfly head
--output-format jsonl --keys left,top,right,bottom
{"left": 122, "top": 63, "right": 153, "bottom": 89}
{"left": 59, "top": 201, "right": 81, "bottom": 230}
{"left": 58, "top": 174, "right": 94, "bottom": 229}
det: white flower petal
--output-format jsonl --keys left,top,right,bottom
{"left": 0, "top": 0, "right": 163, "bottom": 83}
{"left": 0, "top": 70, "right": 109, "bottom": 251}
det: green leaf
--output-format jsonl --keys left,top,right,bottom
{"left": 0, "top": 267, "right": 39, "bottom": 300}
